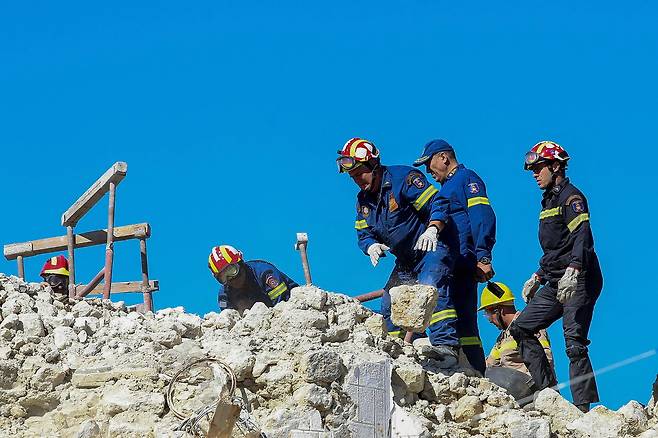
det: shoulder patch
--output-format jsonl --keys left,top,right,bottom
{"left": 264, "top": 273, "right": 280, "bottom": 289}
{"left": 406, "top": 172, "right": 426, "bottom": 189}
{"left": 359, "top": 205, "right": 370, "bottom": 218}
{"left": 566, "top": 195, "right": 586, "bottom": 213}
{"left": 467, "top": 182, "right": 480, "bottom": 194}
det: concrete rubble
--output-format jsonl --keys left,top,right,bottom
{"left": 0, "top": 273, "right": 655, "bottom": 437}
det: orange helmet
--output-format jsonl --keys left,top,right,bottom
{"left": 336, "top": 137, "right": 380, "bottom": 173}
{"left": 208, "top": 245, "right": 243, "bottom": 275}
{"left": 524, "top": 141, "right": 570, "bottom": 170}
{"left": 40, "top": 255, "right": 70, "bottom": 278}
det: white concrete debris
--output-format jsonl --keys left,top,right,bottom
{"left": 389, "top": 284, "right": 438, "bottom": 332}
{"left": 0, "top": 273, "right": 656, "bottom": 437}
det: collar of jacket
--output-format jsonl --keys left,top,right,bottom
{"left": 359, "top": 166, "right": 392, "bottom": 203}
{"left": 544, "top": 177, "right": 570, "bottom": 199}
{"left": 444, "top": 164, "right": 465, "bottom": 182}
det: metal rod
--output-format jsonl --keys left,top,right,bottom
{"left": 16, "top": 256, "right": 25, "bottom": 280}
{"left": 139, "top": 237, "right": 153, "bottom": 312}
{"left": 66, "top": 225, "right": 76, "bottom": 298}
{"left": 77, "top": 267, "right": 106, "bottom": 298}
{"left": 298, "top": 242, "right": 313, "bottom": 285}
{"left": 354, "top": 289, "right": 384, "bottom": 302}
{"left": 404, "top": 331, "right": 414, "bottom": 344}
{"left": 103, "top": 182, "right": 116, "bottom": 300}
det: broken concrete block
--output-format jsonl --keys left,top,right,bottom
{"left": 389, "top": 284, "right": 438, "bottom": 332}
{"left": 393, "top": 361, "right": 425, "bottom": 394}
{"left": 534, "top": 388, "right": 582, "bottom": 434}
{"left": 302, "top": 350, "right": 344, "bottom": 385}
{"left": 53, "top": 326, "right": 77, "bottom": 350}
{"left": 452, "top": 394, "right": 483, "bottom": 422}
{"left": 566, "top": 405, "right": 631, "bottom": 438}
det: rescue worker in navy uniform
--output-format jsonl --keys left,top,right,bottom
{"left": 337, "top": 137, "right": 461, "bottom": 367}
{"left": 413, "top": 139, "right": 496, "bottom": 375}
{"left": 208, "top": 245, "right": 299, "bottom": 314}
{"left": 510, "top": 141, "right": 603, "bottom": 413}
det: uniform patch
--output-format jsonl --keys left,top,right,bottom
{"left": 571, "top": 200, "right": 585, "bottom": 213}
{"left": 265, "top": 274, "right": 280, "bottom": 289}
{"left": 360, "top": 205, "right": 370, "bottom": 218}
{"left": 468, "top": 183, "right": 480, "bottom": 194}
{"left": 406, "top": 172, "right": 426, "bottom": 189}
{"left": 388, "top": 192, "right": 399, "bottom": 212}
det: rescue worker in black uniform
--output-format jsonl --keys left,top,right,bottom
{"left": 509, "top": 141, "right": 603, "bottom": 413}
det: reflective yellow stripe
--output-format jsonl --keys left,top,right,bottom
{"left": 355, "top": 220, "right": 368, "bottom": 230}
{"left": 499, "top": 340, "right": 518, "bottom": 351}
{"left": 490, "top": 347, "right": 501, "bottom": 360}
{"left": 219, "top": 246, "right": 233, "bottom": 263}
{"left": 460, "top": 336, "right": 482, "bottom": 346}
{"left": 539, "top": 207, "right": 562, "bottom": 220}
{"left": 388, "top": 330, "right": 402, "bottom": 338}
{"left": 540, "top": 339, "right": 551, "bottom": 348}
{"left": 567, "top": 213, "right": 590, "bottom": 232}
{"left": 467, "top": 197, "right": 490, "bottom": 208}
{"left": 268, "top": 283, "right": 288, "bottom": 300}
{"left": 430, "top": 309, "right": 457, "bottom": 325}
{"left": 412, "top": 186, "right": 438, "bottom": 210}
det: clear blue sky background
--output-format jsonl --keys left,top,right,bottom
{"left": 1, "top": 1, "right": 656, "bottom": 409}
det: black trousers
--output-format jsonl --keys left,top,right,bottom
{"left": 510, "top": 265, "right": 603, "bottom": 405}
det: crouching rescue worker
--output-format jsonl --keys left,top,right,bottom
{"left": 40, "top": 255, "right": 70, "bottom": 295}
{"left": 510, "top": 141, "right": 603, "bottom": 413}
{"left": 414, "top": 139, "right": 497, "bottom": 375}
{"left": 208, "top": 245, "right": 299, "bottom": 314}
{"left": 337, "top": 137, "right": 461, "bottom": 368}
{"left": 479, "top": 281, "right": 555, "bottom": 403}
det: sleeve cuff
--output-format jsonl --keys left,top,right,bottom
{"left": 476, "top": 250, "right": 492, "bottom": 261}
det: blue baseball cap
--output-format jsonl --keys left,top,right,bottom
{"left": 413, "top": 139, "right": 454, "bottom": 167}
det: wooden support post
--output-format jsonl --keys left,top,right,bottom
{"left": 139, "top": 237, "right": 153, "bottom": 312}
{"left": 103, "top": 182, "right": 117, "bottom": 300}
{"left": 354, "top": 289, "right": 384, "bottom": 303}
{"left": 75, "top": 280, "right": 159, "bottom": 296}
{"left": 16, "top": 256, "right": 25, "bottom": 280}
{"left": 77, "top": 268, "right": 106, "bottom": 298}
{"left": 67, "top": 226, "right": 76, "bottom": 298}
{"left": 294, "top": 232, "right": 313, "bottom": 285}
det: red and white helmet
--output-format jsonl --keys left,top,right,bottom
{"left": 208, "top": 245, "right": 243, "bottom": 275}
{"left": 524, "top": 140, "right": 570, "bottom": 170}
{"left": 336, "top": 137, "right": 380, "bottom": 173}
{"left": 40, "top": 255, "right": 70, "bottom": 278}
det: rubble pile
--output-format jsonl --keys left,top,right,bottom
{"left": 0, "top": 273, "right": 656, "bottom": 437}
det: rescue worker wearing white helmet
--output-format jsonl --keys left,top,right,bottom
{"left": 479, "top": 282, "right": 555, "bottom": 403}
{"left": 337, "top": 137, "right": 462, "bottom": 368}
{"left": 208, "top": 245, "right": 299, "bottom": 314}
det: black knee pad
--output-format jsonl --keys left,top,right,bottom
{"left": 566, "top": 344, "right": 589, "bottom": 359}
{"left": 508, "top": 321, "right": 534, "bottom": 341}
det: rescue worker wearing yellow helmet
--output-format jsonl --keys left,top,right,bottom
{"left": 208, "top": 245, "right": 299, "bottom": 314}
{"left": 337, "top": 137, "right": 462, "bottom": 368}
{"left": 40, "top": 255, "right": 70, "bottom": 295}
{"left": 479, "top": 282, "right": 555, "bottom": 402}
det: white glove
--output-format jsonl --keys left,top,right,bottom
{"left": 367, "top": 243, "right": 390, "bottom": 267}
{"left": 521, "top": 273, "right": 541, "bottom": 303}
{"left": 557, "top": 267, "right": 579, "bottom": 304}
{"left": 414, "top": 226, "right": 438, "bottom": 252}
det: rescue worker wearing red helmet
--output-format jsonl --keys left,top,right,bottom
{"left": 338, "top": 137, "right": 462, "bottom": 368}
{"left": 509, "top": 141, "right": 603, "bottom": 413}
{"left": 40, "top": 255, "right": 70, "bottom": 295}
{"left": 208, "top": 245, "right": 299, "bottom": 314}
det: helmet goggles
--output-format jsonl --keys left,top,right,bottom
{"left": 215, "top": 263, "right": 240, "bottom": 284}
{"left": 524, "top": 151, "right": 548, "bottom": 170}
{"left": 336, "top": 155, "right": 363, "bottom": 173}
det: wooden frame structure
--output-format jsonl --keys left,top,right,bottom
{"left": 3, "top": 162, "right": 157, "bottom": 311}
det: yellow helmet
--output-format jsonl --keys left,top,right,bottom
{"left": 478, "top": 282, "right": 515, "bottom": 311}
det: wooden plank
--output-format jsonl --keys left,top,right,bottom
{"left": 61, "top": 162, "right": 128, "bottom": 226}
{"left": 74, "top": 280, "right": 159, "bottom": 296}
{"left": 4, "top": 223, "right": 151, "bottom": 260}
{"left": 207, "top": 401, "right": 241, "bottom": 438}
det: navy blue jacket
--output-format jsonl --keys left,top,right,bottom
{"left": 217, "top": 260, "right": 298, "bottom": 313}
{"left": 355, "top": 165, "right": 455, "bottom": 265}
{"left": 429, "top": 164, "right": 496, "bottom": 264}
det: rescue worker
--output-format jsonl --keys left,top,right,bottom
{"left": 40, "top": 255, "right": 70, "bottom": 295}
{"left": 413, "top": 139, "right": 496, "bottom": 375}
{"left": 479, "top": 281, "right": 555, "bottom": 402}
{"left": 510, "top": 141, "right": 603, "bottom": 413}
{"left": 208, "top": 245, "right": 299, "bottom": 314}
{"left": 337, "top": 137, "right": 461, "bottom": 367}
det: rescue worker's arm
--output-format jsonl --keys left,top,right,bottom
{"left": 464, "top": 175, "right": 496, "bottom": 262}
{"left": 400, "top": 170, "right": 443, "bottom": 224}
{"left": 355, "top": 203, "right": 378, "bottom": 255}
{"left": 563, "top": 195, "right": 593, "bottom": 270}
{"left": 486, "top": 345, "right": 501, "bottom": 367}
{"left": 217, "top": 286, "right": 233, "bottom": 312}
{"left": 261, "top": 269, "right": 293, "bottom": 305}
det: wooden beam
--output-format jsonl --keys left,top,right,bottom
{"left": 4, "top": 223, "right": 151, "bottom": 260}
{"left": 74, "top": 280, "right": 159, "bottom": 296}
{"left": 61, "top": 162, "right": 128, "bottom": 227}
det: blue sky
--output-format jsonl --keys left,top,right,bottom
{"left": 1, "top": 1, "right": 656, "bottom": 409}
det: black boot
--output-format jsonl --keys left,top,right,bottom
{"left": 575, "top": 403, "right": 590, "bottom": 413}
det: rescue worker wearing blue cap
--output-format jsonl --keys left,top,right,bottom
{"left": 337, "top": 137, "right": 462, "bottom": 368}
{"left": 413, "top": 139, "right": 497, "bottom": 375}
